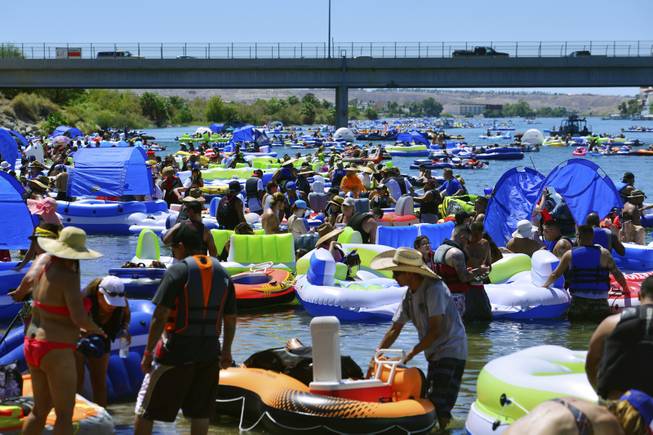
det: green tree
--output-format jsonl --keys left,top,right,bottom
{"left": 206, "top": 96, "right": 228, "bottom": 122}
{"left": 140, "top": 92, "right": 169, "bottom": 127}
{"left": 365, "top": 106, "right": 379, "bottom": 120}
{"left": 618, "top": 98, "right": 642, "bottom": 116}
{"left": 0, "top": 44, "right": 23, "bottom": 59}
{"left": 420, "top": 97, "right": 443, "bottom": 117}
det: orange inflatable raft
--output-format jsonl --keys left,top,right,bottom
{"left": 231, "top": 267, "right": 296, "bottom": 310}
{"left": 216, "top": 359, "right": 435, "bottom": 433}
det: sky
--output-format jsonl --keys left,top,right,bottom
{"left": 5, "top": 0, "right": 651, "bottom": 96}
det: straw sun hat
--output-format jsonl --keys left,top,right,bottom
{"left": 316, "top": 223, "right": 344, "bottom": 247}
{"left": 38, "top": 226, "right": 102, "bottom": 260}
{"left": 370, "top": 248, "right": 440, "bottom": 280}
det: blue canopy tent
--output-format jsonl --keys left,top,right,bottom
{"left": 485, "top": 167, "right": 546, "bottom": 247}
{"left": 0, "top": 172, "right": 35, "bottom": 250}
{"left": 531, "top": 159, "right": 622, "bottom": 225}
{"left": 1, "top": 129, "right": 28, "bottom": 148}
{"left": 49, "top": 125, "right": 83, "bottom": 139}
{"left": 68, "top": 148, "right": 153, "bottom": 197}
{"left": 209, "top": 123, "right": 224, "bottom": 133}
{"left": 396, "top": 131, "right": 429, "bottom": 145}
{"left": 0, "top": 129, "right": 19, "bottom": 170}
{"left": 229, "top": 125, "right": 270, "bottom": 146}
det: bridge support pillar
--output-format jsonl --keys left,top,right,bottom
{"left": 335, "top": 86, "right": 348, "bottom": 128}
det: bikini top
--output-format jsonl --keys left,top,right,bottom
{"left": 32, "top": 257, "right": 87, "bottom": 317}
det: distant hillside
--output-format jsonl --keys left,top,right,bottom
{"left": 137, "top": 88, "right": 631, "bottom": 116}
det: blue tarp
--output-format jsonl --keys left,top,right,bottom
{"left": 0, "top": 130, "right": 19, "bottom": 170}
{"left": 531, "top": 159, "right": 622, "bottom": 226}
{"left": 209, "top": 123, "right": 224, "bottom": 133}
{"left": 229, "top": 125, "right": 269, "bottom": 146}
{"left": 49, "top": 125, "right": 83, "bottom": 139}
{"left": 68, "top": 148, "right": 153, "bottom": 197}
{"left": 0, "top": 172, "right": 34, "bottom": 250}
{"left": 485, "top": 167, "right": 546, "bottom": 247}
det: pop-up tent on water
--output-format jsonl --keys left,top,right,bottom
{"left": 396, "top": 131, "right": 429, "bottom": 145}
{"left": 1, "top": 128, "right": 28, "bottom": 148}
{"left": 49, "top": 125, "right": 83, "bottom": 139}
{"left": 209, "top": 123, "right": 224, "bottom": 133}
{"left": 229, "top": 125, "right": 270, "bottom": 146}
{"left": 0, "top": 130, "right": 19, "bottom": 170}
{"left": 485, "top": 159, "right": 623, "bottom": 247}
{"left": 67, "top": 147, "right": 153, "bottom": 197}
{"left": 0, "top": 172, "right": 35, "bottom": 250}
{"left": 485, "top": 167, "right": 546, "bottom": 247}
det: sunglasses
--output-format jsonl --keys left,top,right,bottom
{"left": 100, "top": 288, "right": 125, "bottom": 298}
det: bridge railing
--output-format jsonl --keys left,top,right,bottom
{"left": 2, "top": 41, "right": 653, "bottom": 59}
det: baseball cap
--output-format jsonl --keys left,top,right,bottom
{"left": 343, "top": 197, "right": 356, "bottom": 207}
{"left": 293, "top": 199, "right": 307, "bottom": 210}
{"left": 228, "top": 180, "right": 242, "bottom": 193}
{"left": 99, "top": 276, "right": 127, "bottom": 307}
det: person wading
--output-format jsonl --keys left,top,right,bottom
{"left": 433, "top": 225, "right": 490, "bottom": 321}
{"left": 135, "top": 224, "right": 237, "bottom": 435}
{"left": 369, "top": 248, "right": 467, "bottom": 431}
{"left": 542, "top": 224, "right": 630, "bottom": 323}
{"left": 164, "top": 196, "right": 218, "bottom": 258}
{"left": 586, "top": 212, "right": 625, "bottom": 256}
{"left": 586, "top": 275, "right": 653, "bottom": 400}
{"left": 20, "top": 227, "right": 105, "bottom": 435}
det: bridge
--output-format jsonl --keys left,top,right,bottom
{"left": 1, "top": 41, "right": 653, "bottom": 127}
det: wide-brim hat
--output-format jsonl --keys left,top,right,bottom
{"left": 512, "top": 219, "right": 534, "bottom": 239}
{"left": 282, "top": 158, "right": 297, "bottom": 167}
{"left": 28, "top": 161, "right": 45, "bottom": 169}
{"left": 329, "top": 195, "right": 344, "bottom": 207}
{"left": 370, "top": 248, "right": 440, "bottom": 280}
{"left": 316, "top": 223, "right": 344, "bottom": 247}
{"left": 28, "top": 177, "right": 49, "bottom": 191}
{"left": 345, "top": 166, "right": 359, "bottom": 172}
{"left": 358, "top": 165, "right": 374, "bottom": 174}
{"left": 182, "top": 188, "right": 206, "bottom": 203}
{"left": 38, "top": 226, "right": 102, "bottom": 260}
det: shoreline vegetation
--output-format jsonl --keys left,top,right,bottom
{"left": 0, "top": 87, "right": 644, "bottom": 134}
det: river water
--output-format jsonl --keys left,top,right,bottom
{"left": 80, "top": 117, "right": 652, "bottom": 433}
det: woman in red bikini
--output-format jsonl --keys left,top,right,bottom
{"left": 20, "top": 226, "right": 106, "bottom": 435}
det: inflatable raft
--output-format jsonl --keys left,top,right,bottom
{"left": 1, "top": 378, "right": 114, "bottom": 434}
{"left": 57, "top": 199, "right": 168, "bottom": 235}
{"left": 609, "top": 270, "right": 653, "bottom": 311}
{"left": 0, "top": 262, "right": 28, "bottom": 323}
{"left": 216, "top": 317, "right": 436, "bottom": 433}
{"left": 613, "top": 242, "right": 653, "bottom": 271}
{"left": 385, "top": 144, "right": 430, "bottom": 157}
{"left": 0, "top": 300, "right": 153, "bottom": 403}
{"left": 231, "top": 263, "right": 296, "bottom": 310}
{"left": 465, "top": 345, "right": 597, "bottom": 434}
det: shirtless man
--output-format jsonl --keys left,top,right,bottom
{"left": 467, "top": 222, "right": 491, "bottom": 269}
{"left": 506, "top": 219, "right": 543, "bottom": 257}
{"left": 621, "top": 190, "right": 649, "bottom": 245}
{"left": 261, "top": 192, "right": 285, "bottom": 234}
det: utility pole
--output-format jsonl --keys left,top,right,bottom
{"left": 328, "top": 0, "right": 332, "bottom": 58}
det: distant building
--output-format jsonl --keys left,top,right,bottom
{"left": 641, "top": 87, "right": 653, "bottom": 118}
{"left": 457, "top": 103, "right": 503, "bottom": 116}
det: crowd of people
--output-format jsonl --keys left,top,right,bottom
{"left": 2, "top": 136, "right": 652, "bottom": 433}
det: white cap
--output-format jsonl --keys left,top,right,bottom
{"left": 342, "top": 197, "right": 356, "bottom": 207}
{"left": 99, "top": 276, "right": 127, "bottom": 307}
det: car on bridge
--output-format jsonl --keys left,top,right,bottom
{"left": 96, "top": 51, "right": 141, "bottom": 59}
{"left": 452, "top": 46, "right": 509, "bottom": 57}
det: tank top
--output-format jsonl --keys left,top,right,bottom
{"left": 216, "top": 195, "right": 241, "bottom": 230}
{"left": 420, "top": 189, "right": 439, "bottom": 215}
{"left": 348, "top": 212, "right": 373, "bottom": 244}
{"left": 597, "top": 305, "right": 653, "bottom": 398}
{"left": 433, "top": 240, "right": 471, "bottom": 293}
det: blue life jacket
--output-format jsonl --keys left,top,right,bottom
{"left": 544, "top": 239, "right": 556, "bottom": 252}
{"left": 592, "top": 227, "right": 611, "bottom": 250}
{"left": 568, "top": 245, "right": 610, "bottom": 298}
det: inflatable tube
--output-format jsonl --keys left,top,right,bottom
{"left": 296, "top": 243, "right": 394, "bottom": 278}
{"left": 227, "top": 233, "right": 296, "bottom": 270}
{"left": 486, "top": 271, "right": 570, "bottom": 320}
{"left": 475, "top": 152, "right": 524, "bottom": 160}
{"left": 465, "top": 345, "right": 597, "bottom": 434}
{"left": 56, "top": 200, "right": 166, "bottom": 235}
{"left": 216, "top": 367, "right": 435, "bottom": 434}
{"left": 613, "top": 242, "right": 653, "bottom": 271}
{"left": 295, "top": 275, "right": 405, "bottom": 321}
{"left": 0, "top": 300, "right": 152, "bottom": 403}
{"left": 608, "top": 270, "right": 653, "bottom": 312}
{"left": 232, "top": 268, "right": 296, "bottom": 310}
{"left": 380, "top": 213, "right": 419, "bottom": 226}
{"left": 0, "top": 264, "right": 28, "bottom": 323}
{"left": 3, "top": 382, "right": 114, "bottom": 434}
{"left": 488, "top": 253, "right": 532, "bottom": 284}
{"left": 376, "top": 225, "right": 419, "bottom": 249}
